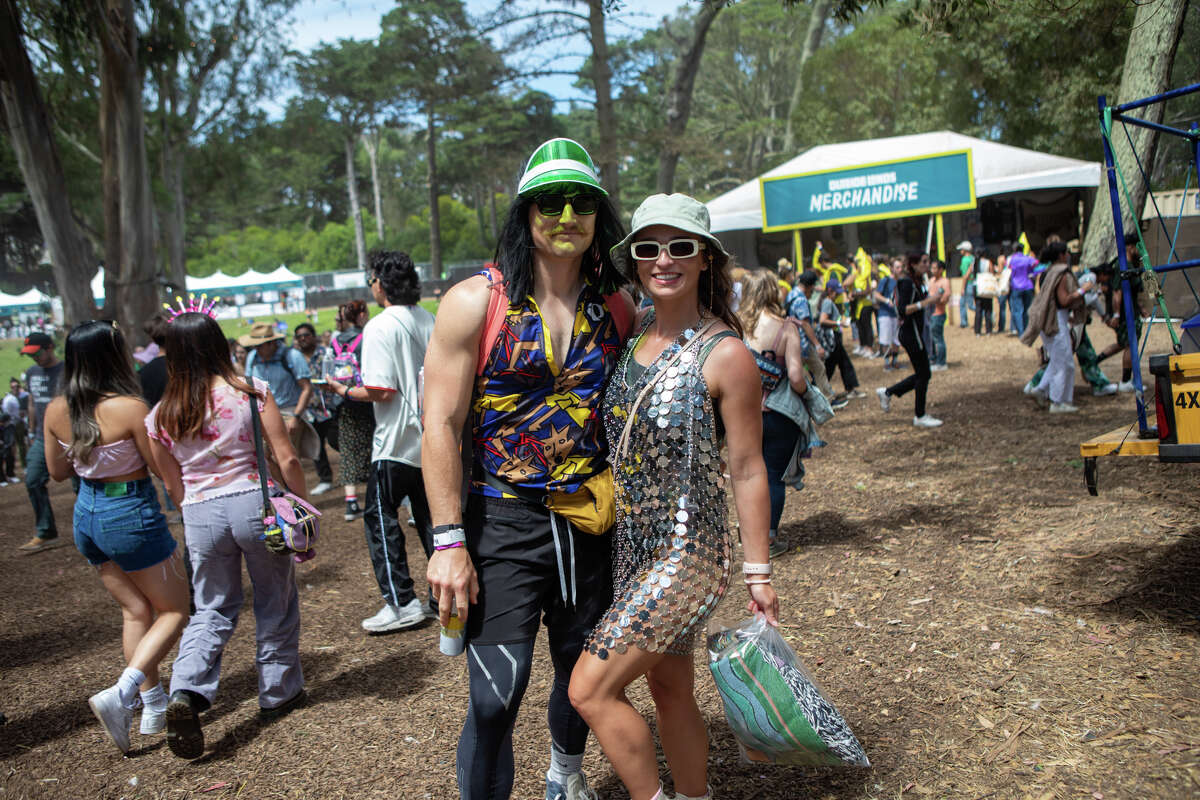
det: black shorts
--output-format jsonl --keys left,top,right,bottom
{"left": 464, "top": 495, "right": 613, "bottom": 646}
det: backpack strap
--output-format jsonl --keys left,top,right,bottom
{"left": 476, "top": 266, "right": 510, "bottom": 377}
{"left": 346, "top": 332, "right": 364, "bottom": 353}
{"left": 602, "top": 292, "right": 633, "bottom": 339}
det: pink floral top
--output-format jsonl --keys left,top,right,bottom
{"left": 146, "top": 377, "right": 269, "bottom": 506}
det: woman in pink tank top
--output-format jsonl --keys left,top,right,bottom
{"left": 42, "top": 321, "right": 189, "bottom": 755}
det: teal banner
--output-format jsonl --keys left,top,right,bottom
{"left": 760, "top": 149, "right": 976, "bottom": 231}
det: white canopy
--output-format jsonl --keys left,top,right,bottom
{"left": 92, "top": 266, "right": 305, "bottom": 301}
{"left": 706, "top": 130, "right": 1101, "bottom": 233}
{"left": 0, "top": 287, "right": 51, "bottom": 309}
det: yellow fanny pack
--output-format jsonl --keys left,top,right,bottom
{"left": 480, "top": 468, "right": 615, "bottom": 536}
{"left": 546, "top": 468, "right": 615, "bottom": 536}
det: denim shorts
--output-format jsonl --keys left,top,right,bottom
{"left": 74, "top": 476, "right": 176, "bottom": 572}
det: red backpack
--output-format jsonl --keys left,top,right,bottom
{"left": 475, "top": 266, "right": 634, "bottom": 375}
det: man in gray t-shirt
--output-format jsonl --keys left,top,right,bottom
{"left": 18, "top": 332, "right": 64, "bottom": 553}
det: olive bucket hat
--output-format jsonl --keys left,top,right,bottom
{"left": 517, "top": 138, "right": 607, "bottom": 197}
{"left": 610, "top": 193, "right": 732, "bottom": 283}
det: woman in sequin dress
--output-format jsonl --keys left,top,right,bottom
{"left": 569, "top": 194, "right": 780, "bottom": 800}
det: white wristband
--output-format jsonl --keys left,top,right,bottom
{"left": 742, "top": 562, "right": 771, "bottom": 575}
{"left": 433, "top": 528, "right": 466, "bottom": 549}
{"left": 744, "top": 577, "right": 773, "bottom": 585}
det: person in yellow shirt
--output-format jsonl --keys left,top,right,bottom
{"left": 850, "top": 258, "right": 879, "bottom": 358}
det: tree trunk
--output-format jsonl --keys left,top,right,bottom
{"left": 656, "top": 0, "right": 723, "bottom": 194}
{"left": 782, "top": 0, "right": 831, "bottom": 154}
{"left": 426, "top": 103, "right": 442, "bottom": 278}
{"left": 93, "top": 0, "right": 160, "bottom": 341}
{"left": 587, "top": 0, "right": 619, "bottom": 213}
{"left": 156, "top": 58, "right": 187, "bottom": 293}
{"left": 160, "top": 138, "right": 187, "bottom": 292}
{"left": 362, "top": 129, "right": 385, "bottom": 242}
{"left": 1080, "top": 0, "right": 1189, "bottom": 270}
{"left": 0, "top": 0, "right": 99, "bottom": 324}
{"left": 488, "top": 187, "right": 499, "bottom": 242}
{"left": 344, "top": 134, "right": 367, "bottom": 271}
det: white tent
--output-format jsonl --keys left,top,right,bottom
{"left": 707, "top": 130, "right": 1100, "bottom": 233}
{"left": 0, "top": 287, "right": 51, "bottom": 310}
{"left": 91, "top": 267, "right": 305, "bottom": 303}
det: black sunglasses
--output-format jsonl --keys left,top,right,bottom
{"left": 533, "top": 192, "right": 600, "bottom": 217}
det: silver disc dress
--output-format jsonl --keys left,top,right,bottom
{"left": 584, "top": 319, "right": 734, "bottom": 660}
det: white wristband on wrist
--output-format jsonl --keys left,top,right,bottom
{"left": 433, "top": 528, "right": 466, "bottom": 549}
{"left": 742, "top": 561, "right": 771, "bottom": 575}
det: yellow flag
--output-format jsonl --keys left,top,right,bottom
{"left": 1017, "top": 232, "right": 1032, "bottom": 256}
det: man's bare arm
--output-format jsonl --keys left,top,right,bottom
{"left": 421, "top": 275, "right": 492, "bottom": 624}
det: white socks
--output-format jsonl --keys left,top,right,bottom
{"left": 116, "top": 667, "right": 146, "bottom": 708}
{"left": 546, "top": 745, "right": 584, "bottom": 786}
{"left": 674, "top": 786, "right": 713, "bottom": 800}
{"left": 140, "top": 682, "right": 167, "bottom": 712}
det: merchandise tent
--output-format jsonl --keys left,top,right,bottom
{"left": 705, "top": 130, "right": 1101, "bottom": 272}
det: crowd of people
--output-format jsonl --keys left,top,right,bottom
{"left": 9, "top": 135, "right": 1146, "bottom": 800}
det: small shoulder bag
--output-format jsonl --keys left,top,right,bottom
{"left": 249, "top": 392, "right": 321, "bottom": 561}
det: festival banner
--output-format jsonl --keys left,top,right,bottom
{"left": 759, "top": 150, "right": 976, "bottom": 231}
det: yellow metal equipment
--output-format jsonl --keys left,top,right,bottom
{"left": 1080, "top": 351, "right": 1200, "bottom": 494}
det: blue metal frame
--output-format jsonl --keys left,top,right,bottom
{"left": 1098, "top": 83, "right": 1200, "bottom": 435}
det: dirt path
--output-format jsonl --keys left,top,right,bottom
{"left": 1, "top": 322, "right": 1197, "bottom": 799}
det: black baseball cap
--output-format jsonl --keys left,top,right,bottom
{"left": 20, "top": 332, "right": 53, "bottom": 355}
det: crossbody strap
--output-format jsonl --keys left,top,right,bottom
{"left": 248, "top": 391, "right": 274, "bottom": 520}
{"left": 248, "top": 389, "right": 302, "bottom": 513}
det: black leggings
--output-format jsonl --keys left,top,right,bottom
{"left": 856, "top": 307, "right": 875, "bottom": 349}
{"left": 886, "top": 328, "right": 930, "bottom": 417}
{"left": 974, "top": 297, "right": 994, "bottom": 334}
{"left": 823, "top": 336, "right": 859, "bottom": 393}
{"left": 459, "top": 635, "right": 590, "bottom": 799}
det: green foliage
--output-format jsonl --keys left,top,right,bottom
{"left": 394, "top": 196, "right": 494, "bottom": 269}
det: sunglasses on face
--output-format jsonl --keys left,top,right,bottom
{"left": 631, "top": 238, "right": 707, "bottom": 261}
{"left": 533, "top": 192, "right": 600, "bottom": 217}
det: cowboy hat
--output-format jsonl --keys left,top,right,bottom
{"left": 237, "top": 322, "right": 285, "bottom": 348}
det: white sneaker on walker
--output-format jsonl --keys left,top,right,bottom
{"left": 362, "top": 598, "right": 426, "bottom": 633}
{"left": 1117, "top": 380, "right": 1136, "bottom": 392}
{"left": 1049, "top": 402, "right": 1079, "bottom": 413}
{"left": 1092, "top": 382, "right": 1118, "bottom": 396}
{"left": 310, "top": 481, "right": 333, "bottom": 496}
{"left": 545, "top": 771, "right": 598, "bottom": 800}
{"left": 913, "top": 414, "right": 943, "bottom": 428}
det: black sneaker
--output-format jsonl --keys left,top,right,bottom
{"left": 344, "top": 500, "right": 363, "bottom": 521}
{"left": 165, "top": 690, "right": 204, "bottom": 760}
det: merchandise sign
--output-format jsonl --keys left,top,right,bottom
{"left": 759, "top": 149, "right": 976, "bottom": 231}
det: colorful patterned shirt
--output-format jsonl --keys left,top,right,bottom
{"left": 471, "top": 284, "right": 623, "bottom": 497}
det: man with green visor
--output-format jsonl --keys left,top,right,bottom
{"left": 422, "top": 138, "right": 634, "bottom": 800}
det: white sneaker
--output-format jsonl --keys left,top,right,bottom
{"left": 1116, "top": 380, "right": 1136, "bottom": 393}
{"left": 310, "top": 481, "right": 333, "bottom": 496}
{"left": 140, "top": 704, "right": 166, "bottom": 735}
{"left": 1049, "top": 402, "right": 1080, "bottom": 413}
{"left": 876, "top": 387, "right": 891, "bottom": 412}
{"left": 362, "top": 598, "right": 426, "bottom": 633}
{"left": 545, "top": 771, "right": 598, "bottom": 800}
{"left": 913, "top": 414, "right": 943, "bottom": 428}
{"left": 8, "top": 477, "right": 20, "bottom": 484}
{"left": 1022, "top": 379, "right": 1035, "bottom": 395}
{"left": 1092, "top": 383, "right": 1118, "bottom": 397}
{"left": 88, "top": 685, "right": 133, "bottom": 753}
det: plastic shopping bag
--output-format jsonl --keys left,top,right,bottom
{"left": 707, "top": 616, "right": 869, "bottom": 767}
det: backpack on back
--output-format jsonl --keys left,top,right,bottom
{"left": 330, "top": 333, "right": 364, "bottom": 386}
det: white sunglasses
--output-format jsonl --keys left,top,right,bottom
{"left": 631, "top": 238, "right": 707, "bottom": 261}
